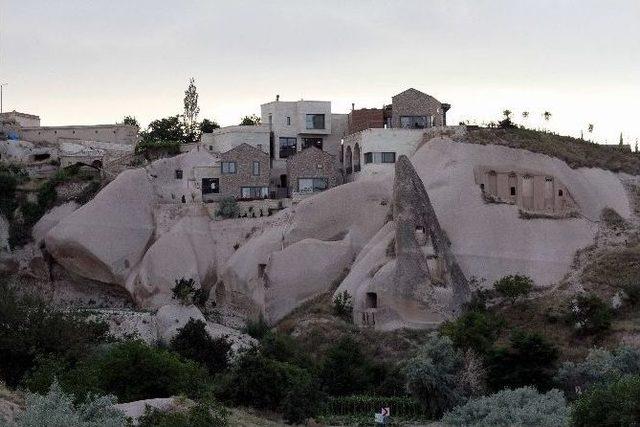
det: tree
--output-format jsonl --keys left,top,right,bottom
{"left": 588, "top": 123, "right": 594, "bottom": 134}
{"left": 183, "top": 78, "right": 200, "bottom": 142}
{"left": 332, "top": 290, "right": 353, "bottom": 322}
{"left": 493, "top": 275, "right": 534, "bottom": 304}
{"left": 572, "top": 375, "right": 640, "bottom": 426}
{"left": 140, "top": 115, "right": 184, "bottom": 144}
{"left": 503, "top": 110, "right": 512, "bottom": 119}
{"left": 564, "top": 294, "right": 612, "bottom": 336}
{"left": 442, "top": 387, "right": 569, "bottom": 427}
{"left": 404, "top": 334, "right": 466, "bottom": 417}
{"left": 486, "top": 331, "right": 559, "bottom": 392}
{"left": 543, "top": 111, "right": 552, "bottom": 122}
{"left": 319, "top": 336, "right": 374, "bottom": 396}
{"left": 122, "top": 115, "right": 139, "bottom": 128}
{"left": 200, "top": 118, "right": 219, "bottom": 134}
{"left": 239, "top": 114, "right": 261, "bottom": 126}
{"left": 521, "top": 111, "right": 529, "bottom": 120}
{"left": 440, "top": 308, "right": 504, "bottom": 355}
{"left": 170, "top": 319, "right": 232, "bottom": 375}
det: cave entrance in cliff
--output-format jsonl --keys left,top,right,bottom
{"left": 366, "top": 292, "right": 378, "bottom": 309}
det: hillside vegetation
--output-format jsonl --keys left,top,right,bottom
{"left": 464, "top": 127, "right": 640, "bottom": 175}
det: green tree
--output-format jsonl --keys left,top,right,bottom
{"left": 565, "top": 294, "right": 612, "bottom": 336}
{"left": 122, "top": 115, "right": 139, "bottom": 128}
{"left": 332, "top": 290, "right": 353, "bottom": 322}
{"left": 572, "top": 375, "right": 640, "bottom": 426}
{"left": 319, "top": 336, "right": 373, "bottom": 396}
{"left": 404, "top": 334, "right": 466, "bottom": 417}
{"left": 199, "top": 118, "right": 220, "bottom": 134}
{"left": 217, "top": 197, "right": 239, "bottom": 219}
{"left": 486, "top": 331, "right": 559, "bottom": 392}
{"left": 440, "top": 308, "right": 504, "bottom": 355}
{"left": 503, "top": 110, "right": 512, "bottom": 119}
{"left": 183, "top": 78, "right": 200, "bottom": 142}
{"left": 170, "top": 319, "right": 232, "bottom": 375}
{"left": 239, "top": 114, "right": 260, "bottom": 126}
{"left": 543, "top": 111, "right": 552, "bottom": 122}
{"left": 140, "top": 115, "right": 184, "bottom": 144}
{"left": 493, "top": 275, "right": 534, "bottom": 304}
{"left": 138, "top": 399, "right": 229, "bottom": 427}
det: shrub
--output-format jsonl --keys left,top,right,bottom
{"left": 404, "top": 334, "right": 466, "bottom": 417}
{"left": 0, "top": 172, "right": 17, "bottom": 219}
{"left": 442, "top": 387, "right": 569, "bottom": 426}
{"left": 260, "top": 331, "right": 313, "bottom": 370}
{"left": 16, "top": 381, "right": 126, "bottom": 427}
{"left": 600, "top": 207, "right": 629, "bottom": 229}
{"left": 216, "top": 348, "right": 314, "bottom": 412}
{"left": 564, "top": 293, "right": 612, "bottom": 336}
{"left": 138, "top": 399, "right": 229, "bottom": 427}
{"left": 440, "top": 308, "right": 504, "bottom": 355}
{"left": 486, "top": 330, "right": 559, "bottom": 392}
{"left": 319, "top": 336, "right": 374, "bottom": 396}
{"left": 280, "top": 368, "right": 321, "bottom": 424}
{"left": 171, "top": 278, "right": 198, "bottom": 305}
{"left": 572, "top": 375, "right": 640, "bottom": 426}
{"left": 0, "top": 283, "right": 108, "bottom": 388}
{"left": 170, "top": 319, "right": 232, "bottom": 375}
{"left": 217, "top": 197, "right": 239, "bottom": 219}
{"left": 242, "top": 316, "right": 270, "bottom": 340}
{"left": 332, "top": 290, "right": 353, "bottom": 322}
{"left": 555, "top": 346, "right": 640, "bottom": 400}
{"left": 493, "top": 275, "right": 534, "bottom": 303}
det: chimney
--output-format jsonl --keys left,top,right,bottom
{"left": 351, "top": 103, "right": 355, "bottom": 111}
{"left": 276, "top": 94, "right": 280, "bottom": 102}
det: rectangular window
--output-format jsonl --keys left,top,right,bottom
{"left": 302, "top": 137, "right": 323, "bottom": 150}
{"left": 286, "top": 116, "right": 291, "bottom": 126}
{"left": 221, "top": 161, "right": 236, "bottom": 174}
{"left": 363, "top": 152, "right": 396, "bottom": 164}
{"left": 305, "top": 114, "right": 325, "bottom": 130}
{"left": 400, "top": 116, "right": 428, "bottom": 129}
{"left": 175, "top": 169, "right": 183, "bottom": 179}
{"left": 298, "top": 178, "right": 328, "bottom": 193}
{"left": 201, "top": 178, "right": 219, "bottom": 194}
{"left": 252, "top": 161, "right": 260, "bottom": 176}
{"left": 240, "top": 187, "right": 269, "bottom": 199}
{"left": 279, "top": 137, "right": 297, "bottom": 158}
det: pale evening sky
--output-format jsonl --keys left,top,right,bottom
{"left": 0, "top": 0, "right": 638, "bottom": 145}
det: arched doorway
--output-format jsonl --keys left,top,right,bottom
{"left": 353, "top": 143, "right": 361, "bottom": 172}
{"left": 345, "top": 146, "right": 353, "bottom": 174}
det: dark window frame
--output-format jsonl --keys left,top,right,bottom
{"left": 252, "top": 161, "right": 260, "bottom": 176}
{"left": 302, "top": 137, "right": 323, "bottom": 150}
{"left": 221, "top": 161, "right": 237, "bottom": 174}
{"left": 297, "top": 177, "right": 329, "bottom": 193}
{"left": 279, "top": 137, "right": 297, "bottom": 158}
{"left": 305, "top": 114, "right": 325, "bottom": 130}
{"left": 175, "top": 169, "right": 183, "bottom": 179}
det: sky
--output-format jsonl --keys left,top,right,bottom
{"left": 0, "top": 0, "right": 638, "bottom": 145}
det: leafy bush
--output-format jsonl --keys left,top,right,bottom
{"left": 0, "top": 283, "right": 108, "bottom": 387}
{"left": 138, "top": 399, "right": 229, "bottom": 427}
{"left": 0, "top": 171, "right": 17, "bottom": 219}
{"left": 564, "top": 293, "right": 612, "bottom": 336}
{"left": 171, "top": 278, "right": 198, "bottom": 305}
{"left": 555, "top": 346, "right": 640, "bottom": 400}
{"left": 318, "top": 395, "right": 427, "bottom": 419}
{"left": 217, "top": 347, "right": 316, "bottom": 414}
{"left": 442, "top": 387, "right": 569, "bottom": 426}
{"left": 572, "top": 375, "right": 640, "bottom": 426}
{"left": 486, "top": 330, "right": 559, "bottom": 392}
{"left": 440, "top": 308, "right": 504, "bottom": 355}
{"left": 242, "top": 316, "right": 270, "bottom": 340}
{"left": 217, "top": 197, "right": 239, "bottom": 219}
{"left": 170, "top": 319, "right": 232, "bottom": 375}
{"left": 16, "top": 381, "right": 126, "bottom": 427}
{"left": 404, "top": 334, "right": 467, "bottom": 417}
{"left": 332, "top": 290, "right": 353, "bottom": 322}
{"left": 260, "top": 331, "right": 313, "bottom": 370}
{"left": 319, "top": 336, "right": 374, "bottom": 396}
{"left": 493, "top": 275, "right": 534, "bottom": 303}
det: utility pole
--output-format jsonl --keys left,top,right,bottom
{"left": 0, "top": 83, "right": 7, "bottom": 113}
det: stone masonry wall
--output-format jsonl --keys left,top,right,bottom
{"left": 391, "top": 88, "right": 444, "bottom": 128}
{"left": 286, "top": 146, "right": 341, "bottom": 194}
{"left": 219, "top": 143, "right": 270, "bottom": 199}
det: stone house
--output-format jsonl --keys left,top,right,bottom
{"left": 219, "top": 143, "right": 270, "bottom": 200}
{"left": 285, "top": 146, "right": 341, "bottom": 196}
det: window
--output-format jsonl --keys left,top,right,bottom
{"left": 298, "top": 178, "right": 328, "bottom": 193}
{"left": 257, "top": 143, "right": 263, "bottom": 152}
{"left": 209, "top": 145, "right": 213, "bottom": 151}
{"left": 306, "top": 114, "right": 325, "bottom": 130}
{"left": 400, "top": 116, "right": 428, "bottom": 129}
{"left": 302, "top": 137, "right": 323, "bottom": 150}
{"left": 252, "top": 161, "right": 260, "bottom": 176}
{"left": 175, "top": 169, "right": 183, "bottom": 179}
{"left": 363, "top": 152, "right": 396, "bottom": 164}
{"left": 240, "top": 186, "right": 269, "bottom": 199}
{"left": 510, "top": 186, "right": 516, "bottom": 196}
{"left": 286, "top": 116, "right": 291, "bottom": 126}
{"left": 279, "top": 137, "right": 297, "bottom": 158}
{"left": 221, "top": 161, "right": 236, "bottom": 174}
{"left": 366, "top": 292, "right": 378, "bottom": 309}
{"left": 201, "top": 178, "right": 219, "bottom": 194}
{"left": 558, "top": 189, "right": 564, "bottom": 197}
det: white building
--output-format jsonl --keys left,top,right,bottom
{"left": 260, "top": 97, "right": 347, "bottom": 188}
{"left": 201, "top": 125, "right": 270, "bottom": 156}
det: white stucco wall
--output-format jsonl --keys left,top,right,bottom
{"left": 18, "top": 124, "right": 138, "bottom": 145}
{"left": 201, "top": 125, "right": 270, "bottom": 156}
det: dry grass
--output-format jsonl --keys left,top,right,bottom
{"left": 464, "top": 127, "right": 640, "bottom": 175}
{"left": 581, "top": 246, "right": 640, "bottom": 292}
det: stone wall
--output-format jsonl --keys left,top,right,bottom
{"left": 219, "top": 143, "right": 270, "bottom": 199}
{"left": 286, "top": 146, "right": 341, "bottom": 195}
{"left": 391, "top": 88, "right": 445, "bottom": 128}
{"left": 347, "top": 108, "right": 384, "bottom": 135}
{"left": 18, "top": 124, "right": 138, "bottom": 145}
